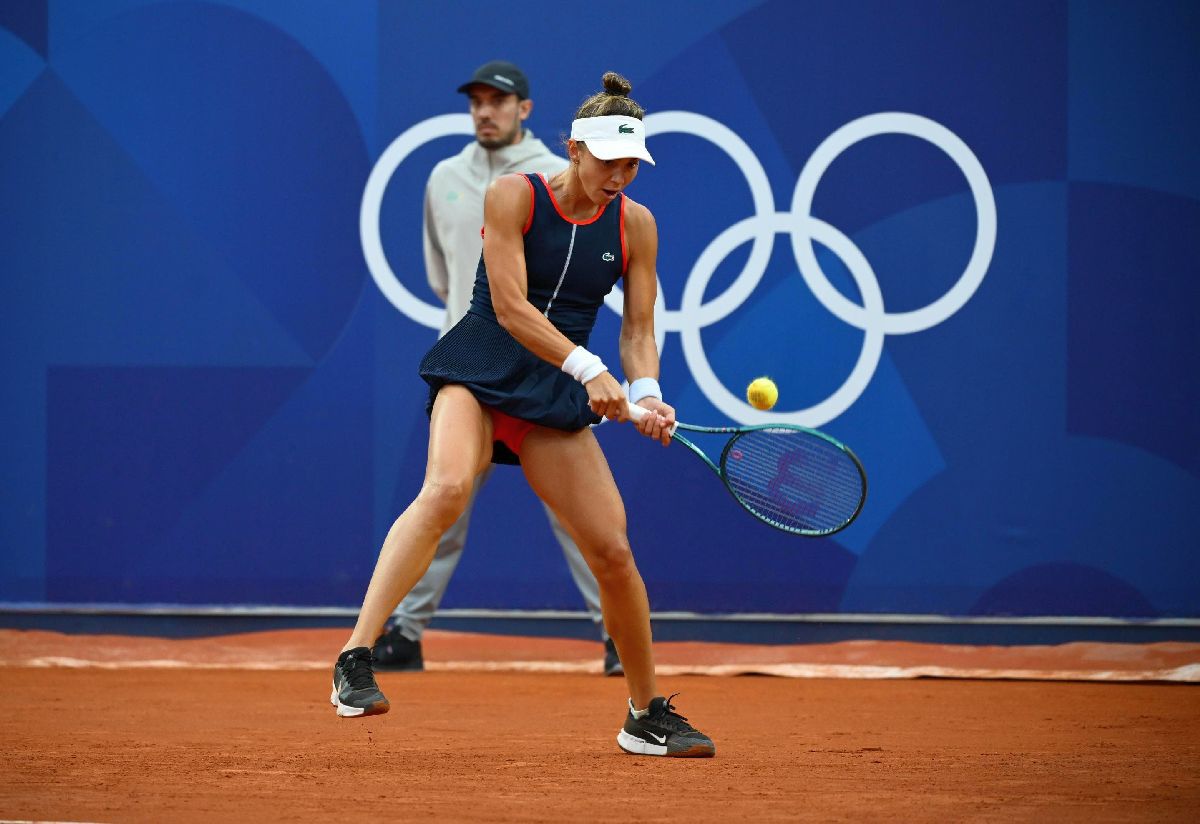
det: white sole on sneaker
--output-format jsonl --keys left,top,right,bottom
{"left": 329, "top": 684, "right": 389, "bottom": 718}
{"left": 617, "top": 729, "right": 668, "bottom": 756}
{"left": 330, "top": 687, "right": 367, "bottom": 717}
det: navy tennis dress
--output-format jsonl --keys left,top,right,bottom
{"left": 419, "top": 173, "right": 628, "bottom": 464}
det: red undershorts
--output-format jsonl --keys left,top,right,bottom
{"left": 488, "top": 408, "right": 536, "bottom": 457}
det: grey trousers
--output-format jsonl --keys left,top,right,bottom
{"left": 390, "top": 465, "right": 606, "bottom": 641}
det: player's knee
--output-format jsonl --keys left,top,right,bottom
{"left": 587, "top": 537, "right": 637, "bottom": 588}
{"left": 416, "top": 478, "right": 472, "bottom": 528}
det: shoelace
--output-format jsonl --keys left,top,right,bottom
{"left": 652, "top": 693, "right": 698, "bottom": 733}
{"left": 340, "top": 652, "right": 379, "bottom": 691}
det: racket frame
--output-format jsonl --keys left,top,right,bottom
{"left": 627, "top": 406, "right": 867, "bottom": 537}
{"left": 679, "top": 422, "right": 867, "bottom": 537}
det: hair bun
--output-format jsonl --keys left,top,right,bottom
{"left": 572, "top": 71, "right": 644, "bottom": 121}
{"left": 601, "top": 71, "right": 632, "bottom": 97}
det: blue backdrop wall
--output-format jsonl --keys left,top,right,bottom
{"left": 2, "top": 0, "right": 1197, "bottom": 618}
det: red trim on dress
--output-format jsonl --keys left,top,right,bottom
{"left": 619, "top": 194, "right": 629, "bottom": 274}
{"left": 537, "top": 174, "right": 607, "bottom": 226}
{"left": 522, "top": 174, "right": 536, "bottom": 235}
{"left": 480, "top": 174, "right": 536, "bottom": 239}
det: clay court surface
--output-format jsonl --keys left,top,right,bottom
{"left": 1, "top": 629, "right": 1198, "bottom": 822}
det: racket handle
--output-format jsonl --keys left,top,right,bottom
{"left": 626, "top": 402, "right": 679, "bottom": 436}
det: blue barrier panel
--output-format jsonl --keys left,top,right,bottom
{"left": 2, "top": 0, "right": 1196, "bottom": 619}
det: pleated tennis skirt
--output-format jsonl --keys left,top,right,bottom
{"left": 418, "top": 312, "right": 601, "bottom": 464}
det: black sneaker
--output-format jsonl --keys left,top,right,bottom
{"left": 603, "top": 638, "right": 623, "bottom": 677}
{"left": 617, "top": 694, "right": 715, "bottom": 757}
{"left": 330, "top": 647, "right": 390, "bottom": 718}
{"left": 372, "top": 626, "right": 424, "bottom": 672}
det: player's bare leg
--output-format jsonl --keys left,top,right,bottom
{"left": 519, "top": 426, "right": 656, "bottom": 706}
{"left": 521, "top": 425, "right": 715, "bottom": 756}
{"left": 344, "top": 385, "right": 493, "bottom": 652}
{"left": 332, "top": 386, "right": 492, "bottom": 718}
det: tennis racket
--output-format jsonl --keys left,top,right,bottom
{"left": 627, "top": 404, "right": 867, "bottom": 537}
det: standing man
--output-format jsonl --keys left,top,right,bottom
{"left": 373, "top": 60, "right": 621, "bottom": 676}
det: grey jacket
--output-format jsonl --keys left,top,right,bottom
{"left": 423, "top": 130, "right": 568, "bottom": 336}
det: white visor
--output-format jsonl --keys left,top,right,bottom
{"left": 570, "top": 115, "right": 655, "bottom": 165}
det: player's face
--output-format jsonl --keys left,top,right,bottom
{"left": 573, "top": 143, "right": 640, "bottom": 206}
{"left": 466, "top": 85, "right": 530, "bottom": 149}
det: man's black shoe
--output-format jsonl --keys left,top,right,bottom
{"left": 617, "top": 694, "right": 715, "bottom": 757}
{"left": 330, "top": 646, "right": 389, "bottom": 718}
{"left": 372, "top": 626, "right": 424, "bottom": 672}
{"left": 603, "top": 638, "right": 624, "bottom": 677}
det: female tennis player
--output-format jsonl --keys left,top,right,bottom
{"left": 331, "top": 72, "right": 714, "bottom": 758}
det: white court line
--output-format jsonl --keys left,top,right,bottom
{"left": 6, "top": 602, "right": 1199, "bottom": 626}
{"left": 6, "top": 657, "right": 1198, "bottom": 682}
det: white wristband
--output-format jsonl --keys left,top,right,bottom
{"left": 561, "top": 345, "right": 608, "bottom": 384}
{"left": 627, "top": 377, "right": 662, "bottom": 404}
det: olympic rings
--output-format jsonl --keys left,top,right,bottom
{"left": 359, "top": 110, "right": 996, "bottom": 427}
{"left": 790, "top": 112, "right": 997, "bottom": 336}
{"left": 360, "top": 113, "right": 475, "bottom": 331}
{"left": 680, "top": 212, "right": 887, "bottom": 427}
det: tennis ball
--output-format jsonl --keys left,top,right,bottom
{"left": 746, "top": 377, "right": 778, "bottom": 410}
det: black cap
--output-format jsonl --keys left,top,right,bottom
{"left": 456, "top": 60, "right": 529, "bottom": 99}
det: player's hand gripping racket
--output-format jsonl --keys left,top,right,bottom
{"left": 627, "top": 404, "right": 867, "bottom": 537}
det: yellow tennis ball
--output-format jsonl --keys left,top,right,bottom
{"left": 746, "top": 377, "right": 778, "bottom": 410}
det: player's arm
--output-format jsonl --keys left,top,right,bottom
{"left": 422, "top": 181, "right": 449, "bottom": 303}
{"left": 483, "top": 175, "right": 574, "bottom": 362}
{"left": 484, "top": 175, "right": 628, "bottom": 421}
{"left": 620, "top": 199, "right": 674, "bottom": 444}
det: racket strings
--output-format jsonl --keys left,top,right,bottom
{"left": 722, "top": 429, "right": 864, "bottom": 534}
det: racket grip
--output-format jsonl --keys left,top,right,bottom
{"left": 626, "top": 402, "right": 679, "bottom": 436}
